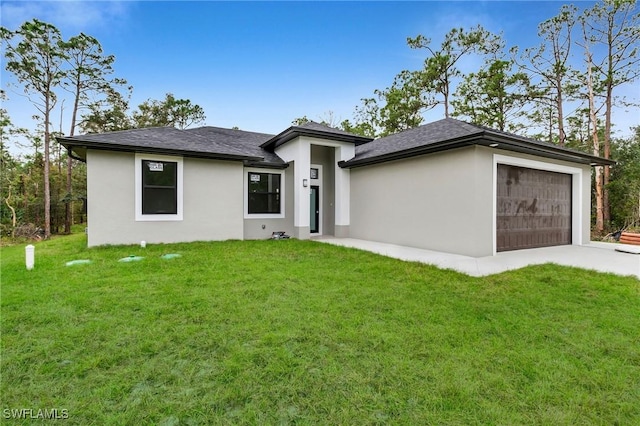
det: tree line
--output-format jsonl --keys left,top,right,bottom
{"left": 298, "top": 0, "right": 640, "bottom": 233}
{"left": 1, "top": 20, "right": 206, "bottom": 239}
{"left": 1, "top": 0, "right": 639, "bottom": 240}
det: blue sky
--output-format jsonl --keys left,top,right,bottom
{"left": 1, "top": 0, "right": 638, "bottom": 154}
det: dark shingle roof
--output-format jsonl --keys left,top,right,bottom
{"left": 352, "top": 119, "right": 478, "bottom": 161}
{"left": 261, "top": 121, "right": 373, "bottom": 150}
{"left": 342, "top": 118, "right": 614, "bottom": 167}
{"left": 185, "top": 126, "right": 285, "bottom": 166}
{"left": 58, "top": 118, "right": 613, "bottom": 168}
{"left": 58, "top": 126, "right": 262, "bottom": 162}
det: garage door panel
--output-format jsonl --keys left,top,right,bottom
{"left": 497, "top": 165, "right": 572, "bottom": 252}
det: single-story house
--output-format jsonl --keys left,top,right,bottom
{"left": 58, "top": 118, "right": 614, "bottom": 257}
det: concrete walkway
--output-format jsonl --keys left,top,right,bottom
{"left": 314, "top": 237, "right": 640, "bottom": 279}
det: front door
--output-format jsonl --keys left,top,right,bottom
{"left": 310, "top": 185, "right": 320, "bottom": 234}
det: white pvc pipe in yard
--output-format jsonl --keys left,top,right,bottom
{"left": 25, "top": 244, "right": 35, "bottom": 270}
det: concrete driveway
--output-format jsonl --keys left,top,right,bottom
{"left": 314, "top": 237, "right": 640, "bottom": 279}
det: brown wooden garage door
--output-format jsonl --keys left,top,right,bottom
{"left": 496, "top": 164, "right": 572, "bottom": 252}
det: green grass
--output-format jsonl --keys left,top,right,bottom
{"left": 1, "top": 234, "right": 639, "bottom": 425}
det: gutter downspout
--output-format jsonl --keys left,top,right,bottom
{"left": 67, "top": 146, "right": 86, "bottom": 163}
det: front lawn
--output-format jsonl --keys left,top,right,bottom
{"left": 1, "top": 234, "right": 639, "bottom": 425}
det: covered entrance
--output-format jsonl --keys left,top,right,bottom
{"left": 496, "top": 164, "right": 572, "bottom": 252}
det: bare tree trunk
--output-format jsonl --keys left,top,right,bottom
{"left": 65, "top": 156, "right": 72, "bottom": 233}
{"left": 556, "top": 78, "right": 565, "bottom": 146}
{"left": 65, "top": 73, "right": 83, "bottom": 234}
{"left": 5, "top": 187, "right": 17, "bottom": 238}
{"left": 443, "top": 75, "right": 450, "bottom": 118}
{"left": 65, "top": 91, "right": 80, "bottom": 234}
{"left": 548, "top": 103, "right": 554, "bottom": 144}
{"left": 603, "top": 83, "right": 613, "bottom": 226}
{"left": 44, "top": 106, "right": 51, "bottom": 239}
{"left": 586, "top": 51, "right": 604, "bottom": 232}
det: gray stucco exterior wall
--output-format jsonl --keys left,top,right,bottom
{"left": 349, "top": 146, "right": 493, "bottom": 257}
{"left": 349, "top": 145, "right": 592, "bottom": 257}
{"left": 86, "top": 150, "right": 244, "bottom": 247}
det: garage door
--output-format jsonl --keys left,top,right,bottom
{"left": 496, "top": 164, "right": 572, "bottom": 252}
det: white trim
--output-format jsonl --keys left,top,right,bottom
{"left": 492, "top": 154, "right": 583, "bottom": 255}
{"left": 244, "top": 167, "right": 286, "bottom": 219}
{"left": 135, "top": 153, "right": 183, "bottom": 222}
{"left": 274, "top": 139, "right": 309, "bottom": 227}
{"left": 310, "top": 164, "right": 323, "bottom": 235}
{"left": 333, "top": 144, "right": 354, "bottom": 227}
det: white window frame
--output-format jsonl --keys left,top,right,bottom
{"left": 135, "top": 153, "right": 183, "bottom": 221}
{"left": 244, "top": 167, "right": 285, "bottom": 219}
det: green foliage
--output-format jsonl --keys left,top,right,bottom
{"left": 0, "top": 144, "right": 87, "bottom": 238}
{"left": 407, "top": 25, "right": 504, "bottom": 118}
{"left": 291, "top": 112, "right": 375, "bottom": 137}
{"left": 511, "top": 5, "right": 579, "bottom": 145}
{"left": 80, "top": 88, "right": 134, "bottom": 133}
{"left": 608, "top": 126, "right": 640, "bottom": 228}
{"left": 1, "top": 19, "right": 68, "bottom": 238}
{"left": 339, "top": 118, "right": 376, "bottom": 138}
{"left": 84, "top": 92, "right": 207, "bottom": 132}
{"left": 2, "top": 19, "right": 210, "bottom": 235}
{"left": 60, "top": 32, "right": 128, "bottom": 137}
{"left": 291, "top": 111, "right": 343, "bottom": 129}
{"left": 344, "top": 97, "right": 382, "bottom": 137}
{"left": 132, "top": 93, "right": 206, "bottom": 129}
{"left": 2, "top": 236, "right": 639, "bottom": 424}
{"left": 1, "top": 19, "right": 67, "bottom": 106}
{"left": 452, "top": 59, "right": 533, "bottom": 132}
{"left": 346, "top": 25, "right": 504, "bottom": 137}
{"left": 291, "top": 115, "right": 311, "bottom": 125}
{"left": 375, "top": 70, "right": 429, "bottom": 136}
{"left": 581, "top": 0, "right": 640, "bottom": 92}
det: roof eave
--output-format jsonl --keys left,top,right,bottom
{"left": 261, "top": 127, "right": 373, "bottom": 150}
{"left": 479, "top": 133, "right": 616, "bottom": 166}
{"left": 339, "top": 137, "right": 477, "bottom": 169}
{"left": 340, "top": 134, "right": 616, "bottom": 169}
{"left": 243, "top": 160, "right": 289, "bottom": 169}
{"left": 58, "top": 138, "right": 263, "bottom": 163}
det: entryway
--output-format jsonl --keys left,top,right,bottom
{"left": 310, "top": 185, "right": 319, "bottom": 234}
{"left": 309, "top": 164, "right": 322, "bottom": 235}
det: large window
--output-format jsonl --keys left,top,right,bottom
{"left": 248, "top": 172, "right": 281, "bottom": 214}
{"left": 135, "top": 154, "right": 183, "bottom": 221}
{"left": 245, "top": 169, "right": 285, "bottom": 218}
{"left": 142, "top": 160, "right": 177, "bottom": 214}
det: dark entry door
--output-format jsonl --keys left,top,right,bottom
{"left": 496, "top": 164, "right": 572, "bottom": 252}
{"left": 310, "top": 186, "right": 319, "bottom": 234}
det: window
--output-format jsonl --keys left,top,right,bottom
{"left": 142, "top": 160, "right": 177, "bottom": 214}
{"left": 245, "top": 169, "right": 285, "bottom": 218}
{"left": 248, "top": 172, "right": 281, "bottom": 214}
{"left": 135, "top": 154, "right": 183, "bottom": 221}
